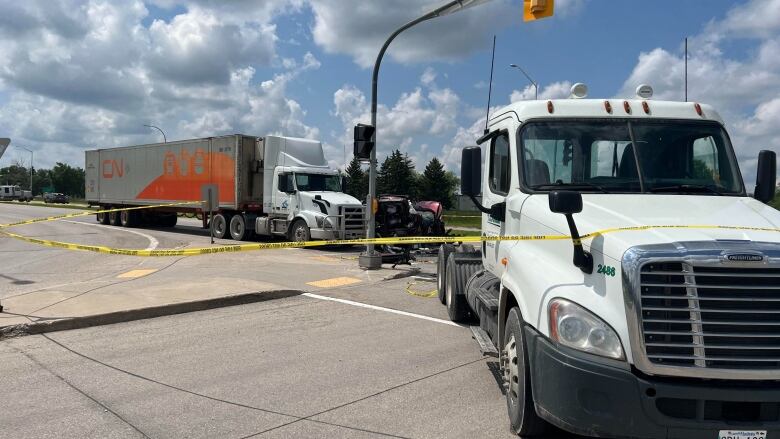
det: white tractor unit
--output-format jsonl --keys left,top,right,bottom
{"left": 439, "top": 84, "right": 780, "bottom": 438}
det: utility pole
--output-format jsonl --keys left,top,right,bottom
{"left": 18, "top": 146, "right": 33, "bottom": 194}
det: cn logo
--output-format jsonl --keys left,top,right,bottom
{"left": 102, "top": 159, "right": 125, "bottom": 179}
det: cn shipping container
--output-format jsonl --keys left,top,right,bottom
{"left": 85, "top": 135, "right": 262, "bottom": 210}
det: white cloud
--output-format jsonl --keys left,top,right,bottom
{"left": 331, "top": 69, "right": 464, "bottom": 170}
{"left": 309, "top": 0, "right": 515, "bottom": 68}
{"left": 0, "top": 0, "right": 319, "bottom": 170}
{"left": 510, "top": 81, "right": 573, "bottom": 102}
{"left": 618, "top": 0, "right": 780, "bottom": 184}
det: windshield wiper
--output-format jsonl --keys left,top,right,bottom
{"left": 532, "top": 182, "right": 610, "bottom": 194}
{"left": 649, "top": 184, "right": 725, "bottom": 195}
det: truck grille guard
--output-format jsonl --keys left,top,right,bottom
{"left": 339, "top": 205, "right": 365, "bottom": 238}
{"left": 623, "top": 241, "right": 780, "bottom": 380}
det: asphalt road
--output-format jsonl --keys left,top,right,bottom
{"left": 0, "top": 203, "right": 584, "bottom": 438}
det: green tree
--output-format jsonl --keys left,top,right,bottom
{"left": 771, "top": 188, "right": 780, "bottom": 210}
{"left": 345, "top": 156, "right": 368, "bottom": 201}
{"left": 378, "top": 149, "right": 418, "bottom": 199}
{"left": 0, "top": 164, "right": 30, "bottom": 188}
{"left": 51, "top": 162, "right": 85, "bottom": 198}
{"left": 418, "top": 157, "right": 458, "bottom": 208}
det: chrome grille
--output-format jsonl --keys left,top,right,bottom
{"left": 639, "top": 262, "right": 780, "bottom": 371}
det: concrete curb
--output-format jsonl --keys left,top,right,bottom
{"left": 0, "top": 290, "right": 302, "bottom": 340}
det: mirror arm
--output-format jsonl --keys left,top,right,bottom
{"left": 564, "top": 213, "right": 593, "bottom": 274}
{"left": 468, "top": 194, "right": 493, "bottom": 215}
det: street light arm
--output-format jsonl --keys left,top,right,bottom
{"left": 144, "top": 124, "right": 167, "bottom": 143}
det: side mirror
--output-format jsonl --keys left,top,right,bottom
{"left": 461, "top": 147, "right": 481, "bottom": 197}
{"left": 754, "top": 150, "right": 777, "bottom": 204}
{"left": 549, "top": 190, "right": 592, "bottom": 274}
{"left": 549, "top": 190, "right": 583, "bottom": 214}
{"left": 341, "top": 176, "right": 348, "bottom": 194}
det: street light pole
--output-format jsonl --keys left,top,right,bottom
{"left": 18, "top": 146, "right": 33, "bottom": 194}
{"left": 144, "top": 124, "right": 167, "bottom": 143}
{"left": 360, "top": 0, "right": 493, "bottom": 269}
{"left": 509, "top": 63, "right": 538, "bottom": 100}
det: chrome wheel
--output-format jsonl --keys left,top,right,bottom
{"left": 504, "top": 334, "right": 520, "bottom": 402}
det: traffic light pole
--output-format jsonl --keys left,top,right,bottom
{"left": 360, "top": 1, "right": 478, "bottom": 269}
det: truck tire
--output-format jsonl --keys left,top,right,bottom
{"left": 120, "top": 210, "right": 137, "bottom": 228}
{"left": 160, "top": 214, "right": 177, "bottom": 228}
{"left": 289, "top": 219, "right": 310, "bottom": 243}
{"left": 211, "top": 213, "right": 228, "bottom": 239}
{"left": 229, "top": 214, "right": 252, "bottom": 241}
{"left": 504, "top": 307, "right": 548, "bottom": 437}
{"left": 97, "top": 211, "right": 108, "bottom": 225}
{"left": 109, "top": 209, "right": 121, "bottom": 226}
{"left": 437, "top": 244, "right": 456, "bottom": 304}
{"left": 445, "top": 253, "right": 481, "bottom": 322}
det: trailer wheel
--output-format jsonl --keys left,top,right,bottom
{"left": 504, "top": 307, "right": 548, "bottom": 437}
{"left": 109, "top": 209, "right": 121, "bottom": 226}
{"left": 96, "top": 211, "right": 107, "bottom": 224}
{"left": 211, "top": 213, "right": 228, "bottom": 239}
{"left": 289, "top": 219, "right": 310, "bottom": 243}
{"left": 445, "top": 253, "right": 480, "bottom": 322}
{"left": 229, "top": 214, "right": 252, "bottom": 241}
{"left": 437, "top": 244, "right": 455, "bottom": 304}
{"left": 120, "top": 210, "right": 138, "bottom": 228}
{"left": 160, "top": 214, "right": 177, "bottom": 228}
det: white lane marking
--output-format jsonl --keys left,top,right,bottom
{"left": 62, "top": 220, "right": 159, "bottom": 251}
{"left": 302, "top": 292, "right": 464, "bottom": 328}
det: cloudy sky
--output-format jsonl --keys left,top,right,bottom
{"left": 0, "top": 0, "right": 777, "bottom": 185}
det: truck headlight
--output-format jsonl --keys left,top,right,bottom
{"left": 316, "top": 216, "right": 325, "bottom": 228}
{"left": 549, "top": 298, "right": 625, "bottom": 360}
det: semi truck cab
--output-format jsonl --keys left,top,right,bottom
{"left": 439, "top": 85, "right": 780, "bottom": 438}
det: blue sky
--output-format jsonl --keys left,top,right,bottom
{"left": 0, "top": 0, "right": 777, "bottom": 184}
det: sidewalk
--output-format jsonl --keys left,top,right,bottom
{"left": 0, "top": 249, "right": 423, "bottom": 339}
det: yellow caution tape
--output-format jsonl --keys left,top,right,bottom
{"left": 0, "top": 201, "right": 201, "bottom": 229}
{"left": 404, "top": 281, "right": 438, "bottom": 298}
{"left": 1, "top": 203, "right": 779, "bottom": 257}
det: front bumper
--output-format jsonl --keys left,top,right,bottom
{"left": 309, "top": 228, "right": 363, "bottom": 241}
{"left": 525, "top": 327, "right": 780, "bottom": 439}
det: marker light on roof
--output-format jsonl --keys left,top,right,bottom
{"left": 694, "top": 103, "right": 704, "bottom": 116}
{"left": 547, "top": 100, "right": 554, "bottom": 114}
{"left": 570, "top": 83, "right": 588, "bottom": 99}
{"left": 623, "top": 101, "right": 632, "bottom": 114}
{"left": 636, "top": 84, "right": 654, "bottom": 99}
{"left": 642, "top": 101, "right": 650, "bottom": 114}
{"left": 604, "top": 100, "right": 612, "bottom": 114}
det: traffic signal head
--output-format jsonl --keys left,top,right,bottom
{"left": 354, "top": 124, "right": 375, "bottom": 161}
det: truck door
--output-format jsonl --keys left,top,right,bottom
{"left": 483, "top": 130, "right": 512, "bottom": 274}
{"left": 273, "top": 170, "right": 294, "bottom": 218}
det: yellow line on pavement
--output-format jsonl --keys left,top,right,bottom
{"left": 117, "top": 269, "right": 158, "bottom": 279}
{"left": 306, "top": 277, "right": 362, "bottom": 288}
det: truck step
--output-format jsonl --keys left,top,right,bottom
{"left": 470, "top": 326, "right": 498, "bottom": 357}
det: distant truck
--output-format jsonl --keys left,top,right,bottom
{"left": 85, "top": 135, "right": 365, "bottom": 241}
{"left": 0, "top": 185, "right": 32, "bottom": 202}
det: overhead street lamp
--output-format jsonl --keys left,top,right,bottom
{"left": 509, "top": 63, "right": 538, "bottom": 100}
{"left": 359, "top": 0, "right": 494, "bottom": 269}
{"left": 144, "top": 124, "right": 167, "bottom": 143}
{"left": 18, "top": 146, "right": 33, "bottom": 194}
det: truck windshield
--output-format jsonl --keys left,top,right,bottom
{"left": 294, "top": 173, "right": 342, "bottom": 192}
{"left": 519, "top": 120, "right": 743, "bottom": 194}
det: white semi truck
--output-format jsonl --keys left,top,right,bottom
{"left": 86, "top": 135, "right": 364, "bottom": 242}
{"left": 438, "top": 85, "right": 779, "bottom": 438}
